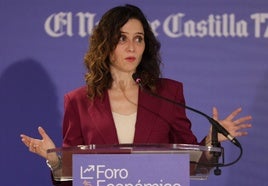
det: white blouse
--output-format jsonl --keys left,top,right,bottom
{"left": 112, "top": 112, "right": 137, "bottom": 144}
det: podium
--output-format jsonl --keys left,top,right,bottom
{"left": 47, "top": 144, "right": 223, "bottom": 184}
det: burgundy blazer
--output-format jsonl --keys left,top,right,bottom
{"left": 62, "top": 78, "right": 201, "bottom": 147}
{"left": 54, "top": 78, "right": 205, "bottom": 185}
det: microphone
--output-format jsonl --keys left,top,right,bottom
{"left": 132, "top": 73, "right": 241, "bottom": 148}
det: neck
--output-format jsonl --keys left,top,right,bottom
{"left": 110, "top": 71, "right": 137, "bottom": 91}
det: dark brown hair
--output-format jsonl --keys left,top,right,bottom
{"left": 84, "top": 4, "right": 161, "bottom": 99}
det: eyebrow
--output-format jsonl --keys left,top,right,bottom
{"left": 121, "top": 31, "right": 144, "bottom": 35}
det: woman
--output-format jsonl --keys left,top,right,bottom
{"left": 20, "top": 4, "right": 252, "bottom": 185}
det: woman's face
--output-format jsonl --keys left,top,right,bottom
{"left": 109, "top": 19, "right": 145, "bottom": 74}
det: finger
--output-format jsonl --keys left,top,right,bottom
{"left": 225, "top": 107, "right": 242, "bottom": 121}
{"left": 234, "top": 131, "right": 249, "bottom": 137}
{"left": 38, "top": 126, "right": 50, "bottom": 140}
{"left": 212, "top": 107, "right": 219, "bottom": 120}
{"left": 20, "top": 134, "right": 32, "bottom": 147}
{"left": 29, "top": 140, "right": 37, "bottom": 153}
{"left": 233, "top": 115, "right": 252, "bottom": 125}
{"left": 21, "top": 138, "right": 30, "bottom": 147}
{"left": 236, "top": 123, "right": 252, "bottom": 130}
{"left": 229, "top": 123, "right": 252, "bottom": 137}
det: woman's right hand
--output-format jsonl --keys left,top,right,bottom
{"left": 20, "top": 126, "right": 57, "bottom": 161}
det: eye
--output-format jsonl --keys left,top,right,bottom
{"left": 135, "top": 35, "right": 144, "bottom": 43}
{"left": 118, "top": 35, "right": 127, "bottom": 43}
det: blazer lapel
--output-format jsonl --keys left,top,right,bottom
{"left": 87, "top": 88, "right": 162, "bottom": 144}
{"left": 88, "top": 91, "right": 119, "bottom": 144}
{"left": 134, "top": 88, "right": 161, "bottom": 143}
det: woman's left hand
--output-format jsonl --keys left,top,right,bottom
{"left": 212, "top": 107, "right": 252, "bottom": 142}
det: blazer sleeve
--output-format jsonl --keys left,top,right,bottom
{"left": 62, "top": 88, "right": 87, "bottom": 147}
{"left": 158, "top": 79, "right": 206, "bottom": 145}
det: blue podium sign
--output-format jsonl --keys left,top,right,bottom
{"left": 73, "top": 153, "right": 189, "bottom": 186}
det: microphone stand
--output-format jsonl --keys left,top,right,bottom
{"left": 211, "top": 125, "right": 222, "bottom": 175}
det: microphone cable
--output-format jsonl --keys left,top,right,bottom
{"left": 132, "top": 73, "right": 243, "bottom": 169}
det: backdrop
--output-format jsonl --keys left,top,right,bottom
{"left": 1, "top": 0, "right": 267, "bottom": 185}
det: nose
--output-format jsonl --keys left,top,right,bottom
{"left": 127, "top": 41, "right": 135, "bottom": 52}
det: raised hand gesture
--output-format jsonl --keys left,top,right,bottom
{"left": 20, "top": 126, "right": 56, "bottom": 160}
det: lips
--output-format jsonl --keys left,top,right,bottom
{"left": 125, "top": 56, "right": 136, "bottom": 62}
